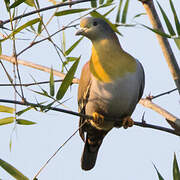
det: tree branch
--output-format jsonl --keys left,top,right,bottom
{"left": 139, "top": 0, "right": 180, "bottom": 95}
{"left": 0, "top": 54, "right": 79, "bottom": 84}
{"left": 0, "top": 0, "right": 91, "bottom": 27}
{"left": 139, "top": 98, "right": 180, "bottom": 133}
{"left": 0, "top": 98, "right": 179, "bottom": 136}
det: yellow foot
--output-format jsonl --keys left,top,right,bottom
{"left": 92, "top": 112, "right": 104, "bottom": 126}
{"left": 122, "top": 116, "right": 134, "bottom": 129}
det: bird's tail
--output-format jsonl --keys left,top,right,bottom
{"left": 81, "top": 130, "right": 107, "bottom": 170}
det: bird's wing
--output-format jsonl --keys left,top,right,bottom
{"left": 78, "top": 61, "right": 91, "bottom": 142}
{"left": 136, "top": 59, "right": 145, "bottom": 101}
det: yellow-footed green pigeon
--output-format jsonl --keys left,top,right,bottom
{"left": 76, "top": 17, "right": 145, "bottom": 171}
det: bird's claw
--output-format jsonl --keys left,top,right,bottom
{"left": 122, "top": 116, "right": 134, "bottom": 129}
{"left": 92, "top": 112, "right": 104, "bottom": 126}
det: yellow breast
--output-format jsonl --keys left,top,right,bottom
{"left": 90, "top": 41, "right": 137, "bottom": 83}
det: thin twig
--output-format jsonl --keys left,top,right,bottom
{"left": 0, "top": 0, "right": 91, "bottom": 26}
{"left": 0, "top": 79, "right": 63, "bottom": 87}
{"left": 151, "top": 88, "right": 177, "bottom": 99}
{"left": 33, "top": 121, "right": 86, "bottom": 180}
{"left": 0, "top": 98, "right": 179, "bottom": 136}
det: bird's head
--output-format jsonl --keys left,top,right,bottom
{"left": 76, "top": 17, "right": 115, "bottom": 41}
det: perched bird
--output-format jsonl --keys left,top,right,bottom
{"left": 76, "top": 17, "right": 145, "bottom": 171}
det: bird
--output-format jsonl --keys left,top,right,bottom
{"left": 76, "top": 17, "right": 145, "bottom": 171}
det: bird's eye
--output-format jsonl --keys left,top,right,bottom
{"left": 93, "top": 21, "right": 98, "bottom": 26}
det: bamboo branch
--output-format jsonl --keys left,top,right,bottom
{"left": 139, "top": 98, "right": 180, "bottom": 132}
{"left": 0, "top": 54, "right": 79, "bottom": 84}
{"left": 0, "top": 0, "right": 91, "bottom": 27}
{"left": 0, "top": 98, "right": 179, "bottom": 136}
{"left": 139, "top": 0, "right": 180, "bottom": 95}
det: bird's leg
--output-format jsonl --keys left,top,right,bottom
{"left": 92, "top": 112, "right": 104, "bottom": 126}
{"left": 122, "top": 116, "right": 134, "bottom": 129}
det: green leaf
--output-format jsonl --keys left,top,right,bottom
{"left": 116, "top": 0, "right": 123, "bottom": 23}
{"left": 32, "top": 89, "right": 50, "bottom": 98}
{"left": 16, "top": 106, "right": 34, "bottom": 116}
{"left": 0, "top": 18, "right": 40, "bottom": 42}
{"left": 90, "top": 11, "right": 122, "bottom": 35}
{"left": 65, "top": 37, "right": 83, "bottom": 56}
{"left": 24, "top": 0, "right": 35, "bottom": 7}
{"left": 174, "top": 38, "right": 180, "bottom": 50}
{"left": 10, "top": 0, "right": 26, "bottom": 8}
{"left": 157, "top": 1, "right": 176, "bottom": 36}
{"left": 56, "top": 58, "right": 80, "bottom": 100}
{"left": 91, "top": 0, "right": 97, "bottom": 8}
{"left": 142, "top": 24, "right": 172, "bottom": 38}
{"left": 133, "top": 13, "right": 146, "bottom": 19}
{"left": 38, "top": 17, "right": 43, "bottom": 34}
{"left": 55, "top": 8, "right": 90, "bottom": 16}
{"left": 169, "top": 0, "right": 180, "bottom": 36}
{"left": 103, "top": 6, "right": 116, "bottom": 17}
{"left": 62, "top": 31, "right": 66, "bottom": 55}
{"left": 0, "top": 105, "right": 15, "bottom": 114}
{"left": 0, "top": 117, "right": 15, "bottom": 125}
{"left": 106, "top": 0, "right": 113, "bottom": 3}
{"left": 50, "top": 67, "right": 55, "bottom": 96}
{"left": 153, "top": 164, "right": 164, "bottom": 180}
{"left": 121, "top": 0, "right": 129, "bottom": 23}
{"left": 99, "top": 0, "right": 105, "bottom": 4}
{"left": 0, "top": 158, "right": 29, "bottom": 180}
{"left": 16, "top": 119, "right": 36, "bottom": 125}
{"left": 10, "top": 0, "right": 35, "bottom": 8}
{"left": 66, "top": 57, "right": 80, "bottom": 62}
{"left": 4, "top": 0, "right": 10, "bottom": 11}
{"left": 173, "top": 153, "right": 180, "bottom": 180}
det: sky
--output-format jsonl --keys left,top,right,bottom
{"left": 0, "top": 0, "right": 180, "bottom": 180}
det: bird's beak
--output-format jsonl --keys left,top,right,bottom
{"left": 75, "top": 28, "right": 87, "bottom": 36}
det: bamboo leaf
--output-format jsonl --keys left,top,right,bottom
{"left": 0, "top": 105, "right": 15, "bottom": 114}
{"left": 116, "top": 0, "right": 123, "bottom": 23}
{"left": 142, "top": 24, "right": 171, "bottom": 38}
{"left": 153, "top": 164, "right": 164, "bottom": 180}
{"left": 16, "top": 107, "right": 34, "bottom": 116}
{"left": 65, "top": 37, "right": 83, "bottom": 56}
{"left": 99, "top": 0, "right": 104, "bottom": 4}
{"left": 174, "top": 38, "right": 180, "bottom": 50}
{"left": 173, "top": 153, "right": 180, "bottom": 180}
{"left": 55, "top": 8, "right": 90, "bottom": 16}
{"left": 169, "top": 0, "right": 180, "bottom": 36}
{"left": 121, "top": 0, "right": 129, "bottom": 23}
{"left": 91, "top": 0, "right": 97, "bottom": 8}
{"left": 157, "top": 1, "right": 176, "bottom": 35}
{"left": 50, "top": 67, "right": 55, "bottom": 96}
{"left": 56, "top": 58, "right": 80, "bottom": 100}
{"left": 0, "top": 18, "right": 40, "bottom": 42}
{"left": 0, "top": 158, "right": 29, "bottom": 180}
{"left": 16, "top": 119, "right": 36, "bottom": 125}
{"left": 103, "top": 6, "right": 116, "bottom": 17}
{"left": 0, "top": 117, "right": 15, "bottom": 125}
{"left": 10, "top": 0, "right": 26, "bottom": 8}
{"left": 133, "top": 13, "right": 146, "bottom": 19}
{"left": 38, "top": 17, "right": 43, "bottom": 34}
{"left": 25, "top": 0, "right": 35, "bottom": 6}
{"left": 4, "top": 0, "right": 10, "bottom": 11}
{"left": 62, "top": 31, "right": 66, "bottom": 55}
